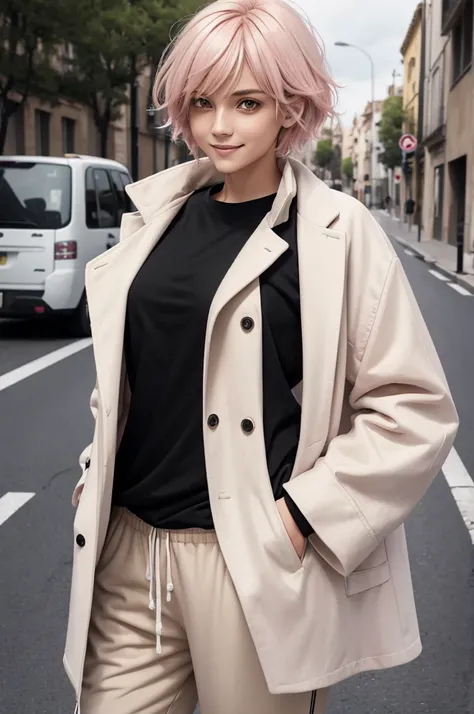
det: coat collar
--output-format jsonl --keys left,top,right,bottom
{"left": 125, "top": 156, "right": 340, "bottom": 232}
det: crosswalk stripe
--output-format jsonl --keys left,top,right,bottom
{"left": 429, "top": 269, "right": 450, "bottom": 281}
{"left": 0, "top": 492, "right": 35, "bottom": 527}
{"left": 448, "top": 283, "right": 472, "bottom": 296}
{"left": 442, "top": 448, "right": 474, "bottom": 544}
{"left": 0, "top": 339, "right": 92, "bottom": 393}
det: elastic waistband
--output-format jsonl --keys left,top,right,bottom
{"left": 113, "top": 506, "right": 218, "bottom": 543}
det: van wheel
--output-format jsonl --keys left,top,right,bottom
{"left": 71, "top": 293, "right": 91, "bottom": 337}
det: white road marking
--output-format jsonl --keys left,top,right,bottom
{"left": 448, "top": 283, "right": 472, "bottom": 296}
{"left": 0, "top": 492, "right": 35, "bottom": 527}
{"left": 404, "top": 249, "right": 416, "bottom": 257}
{"left": 0, "top": 338, "right": 92, "bottom": 393}
{"left": 442, "top": 448, "right": 474, "bottom": 544}
{"left": 429, "top": 270, "right": 450, "bottom": 281}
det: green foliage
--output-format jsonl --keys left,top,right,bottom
{"left": 0, "top": 0, "right": 72, "bottom": 152}
{"left": 342, "top": 156, "right": 353, "bottom": 181}
{"left": 314, "top": 138, "right": 334, "bottom": 169}
{"left": 378, "top": 96, "right": 405, "bottom": 170}
{"left": 0, "top": 0, "right": 203, "bottom": 154}
{"left": 59, "top": 0, "right": 203, "bottom": 156}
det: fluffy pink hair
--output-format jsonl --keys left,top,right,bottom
{"left": 152, "top": 0, "right": 338, "bottom": 158}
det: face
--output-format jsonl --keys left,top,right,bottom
{"left": 188, "top": 63, "right": 293, "bottom": 174}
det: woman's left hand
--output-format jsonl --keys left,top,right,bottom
{"left": 276, "top": 498, "right": 306, "bottom": 559}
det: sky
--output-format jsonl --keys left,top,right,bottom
{"left": 295, "top": 0, "right": 420, "bottom": 127}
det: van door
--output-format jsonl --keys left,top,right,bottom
{"left": 0, "top": 160, "right": 72, "bottom": 286}
{"left": 84, "top": 167, "right": 120, "bottom": 261}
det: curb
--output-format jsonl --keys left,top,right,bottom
{"left": 392, "top": 235, "right": 474, "bottom": 296}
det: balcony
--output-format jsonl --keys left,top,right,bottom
{"left": 442, "top": 0, "right": 465, "bottom": 34}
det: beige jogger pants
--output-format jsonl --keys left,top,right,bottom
{"left": 81, "top": 507, "right": 329, "bottom": 714}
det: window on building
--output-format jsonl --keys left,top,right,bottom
{"left": 61, "top": 117, "right": 76, "bottom": 154}
{"left": 85, "top": 167, "right": 118, "bottom": 229}
{"left": 35, "top": 110, "right": 50, "bottom": 155}
{"left": 3, "top": 103, "right": 25, "bottom": 154}
{"left": 452, "top": 0, "right": 473, "bottom": 83}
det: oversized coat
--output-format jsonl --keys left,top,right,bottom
{"left": 64, "top": 156, "right": 459, "bottom": 700}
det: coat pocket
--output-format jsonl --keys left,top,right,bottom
{"left": 345, "top": 560, "right": 391, "bottom": 596}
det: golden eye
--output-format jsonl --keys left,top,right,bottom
{"left": 239, "top": 99, "right": 260, "bottom": 111}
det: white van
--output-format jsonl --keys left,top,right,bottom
{"left": 0, "top": 154, "right": 133, "bottom": 336}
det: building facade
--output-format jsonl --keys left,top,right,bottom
{"left": 441, "top": 0, "right": 473, "bottom": 253}
{"left": 422, "top": 0, "right": 450, "bottom": 241}
{"left": 344, "top": 101, "right": 386, "bottom": 206}
{"left": 421, "top": 0, "right": 474, "bottom": 256}
{"left": 400, "top": 3, "right": 423, "bottom": 227}
{"left": 2, "top": 65, "right": 188, "bottom": 180}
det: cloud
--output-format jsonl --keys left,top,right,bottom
{"left": 295, "top": 0, "right": 419, "bottom": 125}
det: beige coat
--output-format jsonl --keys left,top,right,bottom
{"left": 63, "top": 157, "right": 459, "bottom": 698}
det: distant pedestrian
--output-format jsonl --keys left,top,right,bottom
{"left": 63, "top": 2, "right": 459, "bottom": 714}
{"left": 405, "top": 197, "right": 415, "bottom": 230}
{"left": 384, "top": 195, "right": 392, "bottom": 214}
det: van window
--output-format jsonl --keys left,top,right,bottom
{"left": 110, "top": 169, "right": 136, "bottom": 215}
{"left": 110, "top": 170, "right": 128, "bottom": 221}
{"left": 85, "top": 167, "right": 118, "bottom": 229}
{"left": 0, "top": 161, "right": 71, "bottom": 229}
{"left": 119, "top": 173, "right": 137, "bottom": 212}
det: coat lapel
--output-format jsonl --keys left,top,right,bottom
{"left": 296, "top": 215, "right": 346, "bottom": 455}
{"left": 85, "top": 156, "right": 345, "bottom": 442}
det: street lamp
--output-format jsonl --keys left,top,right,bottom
{"left": 335, "top": 42, "right": 376, "bottom": 207}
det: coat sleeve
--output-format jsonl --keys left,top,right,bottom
{"left": 283, "top": 250, "right": 459, "bottom": 576}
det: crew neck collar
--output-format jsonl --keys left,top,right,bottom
{"left": 206, "top": 183, "right": 277, "bottom": 213}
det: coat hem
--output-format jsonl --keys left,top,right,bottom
{"left": 267, "top": 637, "right": 422, "bottom": 694}
{"left": 63, "top": 654, "right": 79, "bottom": 697}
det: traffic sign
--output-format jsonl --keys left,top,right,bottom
{"left": 394, "top": 170, "right": 401, "bottom": 184}
{"left": 399, "top": 134, "right": 417, "bottom": 153}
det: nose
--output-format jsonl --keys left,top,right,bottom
{"left": 211, "top": 107, "right": 233, "bottom": 138}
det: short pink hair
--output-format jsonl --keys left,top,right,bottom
{"left": 152, "top": 0, "right": 338, "bottom": 158}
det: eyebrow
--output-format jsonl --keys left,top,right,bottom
{"left": 231, "top": 89, "right": 266, "bottom": 96}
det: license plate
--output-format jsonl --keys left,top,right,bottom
{"left": 0, "top": 254, "right": 6, "bottom": 266}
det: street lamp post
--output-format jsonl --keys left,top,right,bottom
{"left": 335, "top": 42, "right": 376, "bottom": 207}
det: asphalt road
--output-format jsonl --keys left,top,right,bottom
{"left": 0, "top": 221, "right": 473, "bottom": 714}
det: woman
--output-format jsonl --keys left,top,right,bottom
{"left": 64, "top": 1, "right": 459, "bottom": 713}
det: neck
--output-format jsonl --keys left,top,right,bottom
{"left": 214, "top": 151, "right": 282, "bottom": 203}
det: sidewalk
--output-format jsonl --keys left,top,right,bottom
{"left": 373, "top": 209, "right": 474, "bottom": 295}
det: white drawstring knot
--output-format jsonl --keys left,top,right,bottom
{"left": 165, "top": 531, "right": 174, "bottom": 602}
{"left": 146, "top": 527, "right": 175, "bottom": 654}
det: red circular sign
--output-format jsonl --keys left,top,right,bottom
{"left": 399, "top": 134, "right": 417, "bottom": 153}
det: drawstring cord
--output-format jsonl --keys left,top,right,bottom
{"left": 146, "top": 528, "right": 174, "bottom": 654}
{"left": 165, "top": 531, "right": 174, "bottom": 602}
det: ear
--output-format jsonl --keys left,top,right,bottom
{"left": 281, "top": 114, "right": 297, "bottom": 129}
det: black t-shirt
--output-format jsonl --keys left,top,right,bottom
{"left": 112, "top": 183, "right": 313, "bottom": 536}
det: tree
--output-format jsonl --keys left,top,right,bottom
{"left": 330, "top": 143, "right": 342, "bottom": 182}
{"left": 59, "top": 0, "right": 132, "bottom": 157}
{"left": 314, "top": 139, "right": 333, "bottom": 171}
{"left": 61, "top": 0, "right": 202, "bottom": 158}
{"left": 378, "top": 96, "right": 404, "bottom": 170}
{"left": 0, "top": 0, "right": 71, "bottom": 153}
{"left": 342, "top": 156, "right": 354, "bottom": 182}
